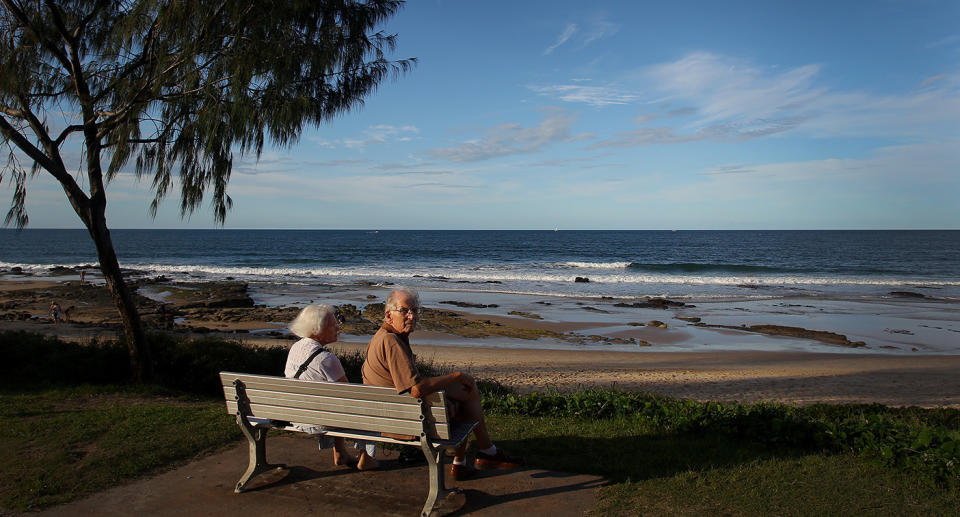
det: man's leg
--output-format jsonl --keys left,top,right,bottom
{"left": 443, "top": 379, "right": 522, "bottom": 476}
{"left": 444, "top": 380, "right": 491, "bottom": 458}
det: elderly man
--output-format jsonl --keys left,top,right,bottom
{"left": 362, "top": 288, "right": 522, "bottom": 480}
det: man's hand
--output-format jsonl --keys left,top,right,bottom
{"left": 456, "top": 372, "right": 476, "bottom": 392}
{"left": 411, "top": 371, "right": 477, "bottom": 399}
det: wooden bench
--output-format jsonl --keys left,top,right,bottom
{"left": 220, "top": 371, "right": 478, "bottom": 517}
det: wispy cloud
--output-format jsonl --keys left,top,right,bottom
{"left": 426, "top": 109, "right": 587, "bottom": 162}
{"left": 544, "top": 16, "right": 620, "bottom": 55}
{"left": 702, "top": 164, "right": 758, "bottom": 175}
{"left": 644, "top": 53, "right": 825, "bottom": 127}
{"left": 530, "top": 156, "right": 606, "bottom": 167}
{"left": 591, "top": 117, "right": 808, "bottom": 148}
{"left": 583, "top": 52, "right": 960, "bottom": 148}
{"left": 308, "top": 125, "right": 420, "bottom": 150}
{"left": 920, "top": 74, "right": 947, "bottom": 88}
{"left": 400, "top": 182, "right": 477, "bottom": 190}
{"left": 581, "top": 17, "right": 620, "bottom": 47}
{"left": 544, "top": 24, "right": 578, "bottom": 55}
{"left": 528, "top": 84, "right": 640, "bottom": 106}
{"left": 926, "top": 34, "right": 960, "bottom": 49}
{"left": 394, "top": 170, "right": 455, "bottom": 176}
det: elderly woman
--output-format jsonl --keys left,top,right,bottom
{"left": 285, "top": 304, "right": 377, "bottom": 470}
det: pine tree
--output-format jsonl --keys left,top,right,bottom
{"left": 0, "top": 0, "right": 414, "bottom": 381}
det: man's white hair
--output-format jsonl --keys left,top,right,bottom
{"left": 288, "top": 304, "right": 335, "bottom": 339}
{"left": 384, "top": 287, "right": 420, "bottom": 318}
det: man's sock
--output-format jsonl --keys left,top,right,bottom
{"left": 478, "top": 444, "right": 497, "bottom": 456}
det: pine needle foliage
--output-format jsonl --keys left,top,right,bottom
{"left": 0, "top": 0, "right": 413, "bottom": 381}
{"left": 0, "top": 0, "right": 414, "bottom": 223}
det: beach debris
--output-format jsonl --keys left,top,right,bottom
{"left": 676, "top": 316, "right": 701, "bottom": 323}
{"left": 647, "top": 320, "right": 668, "bottom": 328}
{"left": 574, "top": 276, "right": 590, "bottom": 283}
{"left": 508, "top": 311, "right": 543, "bottom": 320}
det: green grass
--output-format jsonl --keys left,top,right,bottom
{"left": 485, "top": 414, "right": 960, "bottom": 516}
{"left": 594, "top": 455, "right": 958, "bottom": 516}
{"left": 2, "top": 331, "right": 958, "bottom": 515}
{"left": 0, "top": 385, "right": 238, "bottom": 512}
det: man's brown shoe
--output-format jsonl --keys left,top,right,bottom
{"left": 474, "top": 448, "right": 523, "bottom": 470}
{"left": 448, "top": 463, "right": 477, "bottom": 481}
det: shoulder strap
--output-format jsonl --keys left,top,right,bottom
{"left": 293, "top": 347, "right": 325, "bottom": 379}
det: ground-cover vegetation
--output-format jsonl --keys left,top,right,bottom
{"left": 2, "top": 330, "right": 958, "bottom": 515}
{"left": 482, "top": 389, "right": 960, "bottom": 491}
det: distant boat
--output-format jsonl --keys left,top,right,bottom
{"left": 554, "top": 227, "right": 558, "bottom": 232}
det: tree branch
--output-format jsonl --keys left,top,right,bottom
{"left": 0, "top": 114, "right": 87, "bottom": 210}
{"left": 55, "top": 124, "right": 85, "bottom": 145}
{"left": 0, "top": 0, "right": 72, "bottom": 71}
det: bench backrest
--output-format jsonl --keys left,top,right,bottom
{"left": 220, "top": 372, "right": 453, "bottom": 440}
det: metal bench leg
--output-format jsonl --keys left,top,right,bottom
{"left": 420, "top": 435, "right": 454, "bottom": 517}
{"left": 235, "top": 414, "right": 286, "bottom": 493}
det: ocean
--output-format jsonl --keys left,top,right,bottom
{"left": 2, "top": 229, "right": 958, "bottom": 302}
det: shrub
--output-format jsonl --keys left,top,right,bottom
{"left": 0, "top": 331, "right": 128, "bottom": 387}
{"left": 483, "top": 387, "right": 960, "bottom": 489}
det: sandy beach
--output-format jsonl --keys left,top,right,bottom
{"left": 3, "top": 275, "right": 959, "bottom": 408}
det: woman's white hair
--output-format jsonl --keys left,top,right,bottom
{"left": 288, "top": 304, "right": 335, "bottom": 339}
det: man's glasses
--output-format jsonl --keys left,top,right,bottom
{"left": 392, "top": 307, "right": 422, "bottom": 317}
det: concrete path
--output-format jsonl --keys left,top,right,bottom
{"left": 31, "top": 435, "right": 603, "bottom": 516}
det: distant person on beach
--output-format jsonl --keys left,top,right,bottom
{"left": 286, "top": 305, "right": 378, "bottom": 470}
{"left": 362, "top": 288, "right": 522, "bottom": 480}
{"left": 48, "top": 302, "right": 62, "bottom": 323}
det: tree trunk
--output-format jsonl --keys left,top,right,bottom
{"left": 85, "top": 211, "right": 154, "bottom": 383}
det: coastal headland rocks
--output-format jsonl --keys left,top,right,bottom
{"left": 0, "top": 269, "right": 878, "bottom": 351}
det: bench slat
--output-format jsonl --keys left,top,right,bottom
{"left": 225, "top": 401, "right": 451, "bottom": 439}
{"left": 220, "top": 372, "right": 444, "bottom": 405}
{"left": 324, "top": 424, "right": 474, "bottom": 448}
{"left": 223, "top": 386, "right": 447, "bottom": 423}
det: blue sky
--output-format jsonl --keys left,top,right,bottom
{"left": 13, "top": 0, "right": 960, "bottom": 229}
